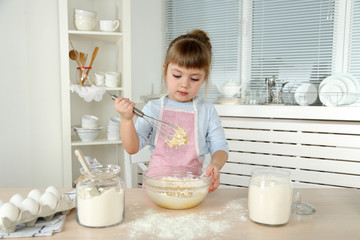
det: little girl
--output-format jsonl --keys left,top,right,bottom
{"left": 114, "top": 29, "right": 229, "bottom": 192}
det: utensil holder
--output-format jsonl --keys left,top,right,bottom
{"left": 77, "top": 67, "right": 92, "bottom": 86}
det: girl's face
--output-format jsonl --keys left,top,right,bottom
{"left": 165, "top": 63, "right": 206, "bottom": 102}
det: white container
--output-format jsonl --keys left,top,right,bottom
{"left": 76, "top": 164, "right": 125, "bottom": 228}
{"left": 73, "top": 9, "right": 96, "bottom": 31}
{"left": 105, "top": 72, "right": 120, "bottom": 88}
{"left": 248, "top": 168, "right": 293, "bottom": 226}
{"left": 81, "top": 115, "right": 99, "bottom": 129}
{"left": 93, "top": 72, "right": 105, "bottom": 86}
{"left": 216, "top": 80, "right": 242, "bottom": 98}
{"left": 74, "top": 128, "right": 101, "bottom": 142}
{"left": 108, "top": 117, "right": 121, "bottom": 126}
{"left": 99, "top": 20, "right": 120, "bottom": 32}
{"left": 107, "top": 132, "right": 120, "bottom": 141}
{"left": 107, "top": 117, "right": 120, "bottom": 140}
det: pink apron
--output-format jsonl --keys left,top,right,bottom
{"left": 148, "top": 96, "right": 202, "bottom": 173}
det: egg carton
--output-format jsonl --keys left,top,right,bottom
{"left": 0, "top": 187, "right": 76, "bottom": 234}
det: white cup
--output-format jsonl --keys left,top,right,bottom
{"left": 105, "top": 72, "right": 120, "bottom": 88}
{"left": 99, "top": 20, "right": 120, "bottom": 32}
{"left": 93, "top": 71, "right": 105, "bottom": 86}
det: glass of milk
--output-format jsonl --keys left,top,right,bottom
{"left": 248, "top": 168, "right": 293, "bottom": 226}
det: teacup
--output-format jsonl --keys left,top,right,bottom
{"left": 99, "top": 20, "right": 120, "bottom": 32}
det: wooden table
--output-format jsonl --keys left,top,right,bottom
{"left": 0, "top": 188, "right": 359, "bottom": 240}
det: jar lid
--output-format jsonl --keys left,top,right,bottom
{"left": 80, "top": 164, "right": 121, "bottom": 179}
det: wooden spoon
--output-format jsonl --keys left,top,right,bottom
{"left": 74, "top": 149, "right": 93, "bottom": 177}
{"left": 79, "top": 52, "right": 86, "bottom": 66}
{"left": 69, "top": 50, "right": 83, "bottom": 67}
{"left": 86, "top": 47, "right": 99, "bottom": 76}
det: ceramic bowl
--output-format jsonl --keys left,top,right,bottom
{"left": 81, "top": 115, "right": 99, "bottom": 129}
{"left": 74, "top": 128, "right": 101, "bottom": 142}
{"left": 73, "top": 9, "right": 96, "bottom": 31}
{"left": 143, "top": 166, "right": 211, "bottom": 210}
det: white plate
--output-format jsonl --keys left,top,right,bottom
{"left": 319, "top": 83, "right": 346, "bottom": 107}
{"left": 335, "top": 74, "right": 357, "bottom": 104}
{"left": 319, "top": 76, "right": 348, "bottom": 106}
{"left": 334, "top": 73, "right": 359, "bottom": 104}
{"left": 294, "top": 83, "right": 318, "bottom": 106}
{"left": 341, "top": 72, "right": 360, "bottom": 93}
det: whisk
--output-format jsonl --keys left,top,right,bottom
{"left": 107, "top": 92, "right": 188, "bottom": 147}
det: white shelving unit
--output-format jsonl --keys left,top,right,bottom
{"left": 59, "top": 0, "right": 131, "bottom": 187}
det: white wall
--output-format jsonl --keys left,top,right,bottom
{"left": 0, "top": 0, "right": 162, "bottom": 187}
{"left": 0, "top": 0, "right": 63, "bottom": 187}
{"left": 131, "top": 0, "right": 163, "bottom": 102}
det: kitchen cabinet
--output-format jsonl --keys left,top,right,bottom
{"left": 59, "top": 0, "right": 131, "bottom": 187}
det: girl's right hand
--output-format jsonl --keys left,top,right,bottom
{"left": 114, "top": 97, "right": 135, "bottom": 120}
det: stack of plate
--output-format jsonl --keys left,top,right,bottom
{"left": 319, "top": 73, "right": 359, "bottom": 107}
{"left": 107, "top": 117, "right": 121, "bottom": 140}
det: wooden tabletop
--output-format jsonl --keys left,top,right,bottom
{"left": 1, "top": 188, "right": 359, "bottom": 240}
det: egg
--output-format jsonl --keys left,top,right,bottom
{"left": 27, "top": 189, "right": 42, "bottom": 202}
{"left": 19, "top": 198, "right": 40, "bottom": 215}
{"left": 9, "top": 194, "right": 25, "bottom": 208}
{"left": 45, "top": 186, "right": 61, "bottom": 200}
{"left": 0, "top": 202, "right": 19, "bottom": 222}
{"left": 39, "top": 192, "right": 58, "bottom": 209}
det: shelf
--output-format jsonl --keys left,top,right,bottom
{"left": 69, "top": 85, "right": 124, "bottom": 91}
{"left": 69, "top": 30, "right": 123, "bottom": 42}
{"left": 59, "top": 0, "right": 131, "bottom": 187}
{"left": 71, "top": 138, "right": 122, "bottom": 146}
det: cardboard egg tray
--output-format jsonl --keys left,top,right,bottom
{"left": 0, "top": 193, "right": 76, "bottom": 234}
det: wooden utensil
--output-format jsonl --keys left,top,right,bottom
{"left": 74, "top": 149, "right": 93, "bottom": 177}
{"left": 69, "top": 42, "right": 92, "bottom": 86}
{"left": 69, "top": 50, "right": 83, "bottom": 67}
{"left": 86, "top": 47, "right": 99, "bottom": 76}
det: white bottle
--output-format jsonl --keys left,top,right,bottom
{"left": 248, "top": 168, "right": 292, "bottom": 226}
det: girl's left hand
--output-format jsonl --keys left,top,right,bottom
{"left": 205, "top": 164, "right": 220, "bottom": 192}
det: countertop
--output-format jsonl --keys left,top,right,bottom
{"left": 1, "top": 188, "right": 359, "bottom": 240}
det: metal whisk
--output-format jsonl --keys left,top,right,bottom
{"left": 107, "top": 93, "right": 187, "bottom": 146}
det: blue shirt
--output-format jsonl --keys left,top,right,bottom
{"left": 135, "top": 96, "right": 229, "bottom": 162}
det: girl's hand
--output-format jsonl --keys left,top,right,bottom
{"left": 114, "top": 97, "right": 135, "bottom": 120}
{"left": 205, "top": 163, "right": 220, "bottom": 193}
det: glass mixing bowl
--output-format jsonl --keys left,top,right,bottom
{"left": 142, "top": 166, "right": 211, "bottom": 210}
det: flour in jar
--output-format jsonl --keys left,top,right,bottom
{"left": 77, "top": 186, "right": 124, "bottom": 227}
{"left": 248, "top": 174, "right": 292, "bottom": 225}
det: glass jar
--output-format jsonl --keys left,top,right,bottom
{"left": 248, "top": 168, "right": 292, "bottom": 226}
{"left": 76, "top": 164, "right": 125, "bottom": 228}
{"left": 77, "top": 67, "right": 91, "bottom": 86}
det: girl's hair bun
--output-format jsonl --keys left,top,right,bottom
{"left": 187, "top": 29, "right": 212, "bottom": 52}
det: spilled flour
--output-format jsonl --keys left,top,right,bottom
{"left": 121, "top": 198, "right": 248, "bottom": 240}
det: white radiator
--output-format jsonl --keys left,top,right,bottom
{"left": 216, "top": 105, "right": 360, "bottom": 189}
